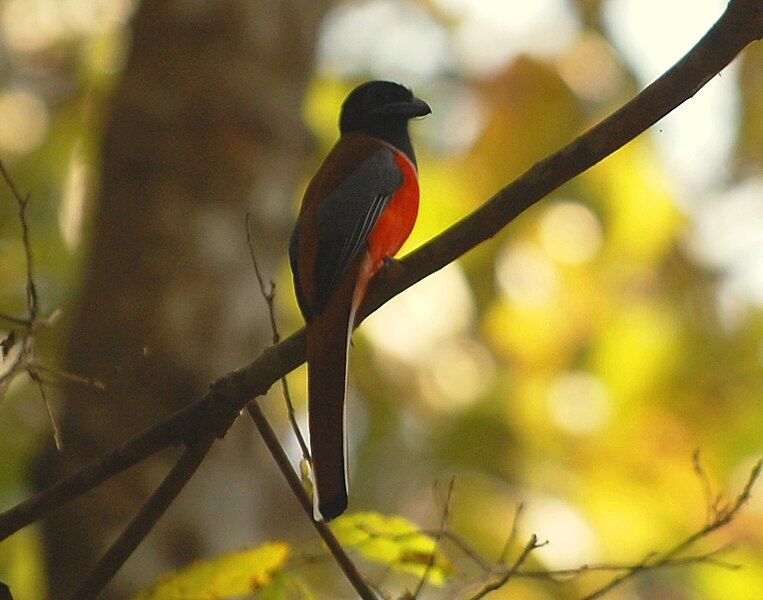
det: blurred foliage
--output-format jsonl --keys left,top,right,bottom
{"left": 1, "top": 0, "right": 763, "bottom": 599}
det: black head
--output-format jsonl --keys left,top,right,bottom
{"left": 339, "top": 81, "right": 430, "bottom": 163}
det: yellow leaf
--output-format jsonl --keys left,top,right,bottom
{"left": 133, "top": 542, "right": 289, "bottom": 600}
{"left": 332, "top": 512, "right": 452, "bottom": 586}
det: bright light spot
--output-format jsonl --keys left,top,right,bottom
{"left": 603, "top": 0, "right": 738, "bottom": 191}
{"left": 0, "top": 89, "right": 49, "bottom": 155}
{"left": 522, "top": 495, "right": 600, "bottom": 567}
{"left": 318, "top": 0, "right": 450, "bottom": 80}
{"left": 427, "top": 84, "right": 486, "bottom": 154}
{"left": 2, "top": 0, "right": 135, "bottom": 54}
{"left": 547, "top": 371, "right": 611, "bottom": 434}
{"left": 538, "top": 201, "right": 603, "bottom": 265}
{"left": 59, "top": 143, "right": 89, "bottom": 250}
{"left": 688, "top": 178, "right": 763, "bottom": 268}
{"left": 364, "top": 263, "right": 475, "bottom": 363}
{"left": 603, "top": 0, "right": 725, "bottom": 80}
{"left": 2, "top": 0, "right": 62, "bottom": 53}
{"left": 418, "top": 338, "right": 495, "bottom": 411}
{"left": 555, "top": 33, "right": 624, "bottom": 103}
{"left": 688, "top": 178, "right": 763, "bottom": 308}
{"left": 495, "top": 241, "right": 559, "bottom": 306}
{"left": 435, "top": 0, "right": 580, "bottom": 76}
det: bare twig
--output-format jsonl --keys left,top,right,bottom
{"left": 1, "top": 160, "right": 97, "bottom": 451}
{"left": 412, "top": 477, "right": 456, "bottom": 599}
{"left": 440, "top": 459, "right": 759, "bottom": 599}
{"left": 0, "top": 158, "right": 58, "bottom": 445}
{"left": 245, "top": 212, "right": 310, "bottom": 461}
{"left": 29, "top": 371, "right": 63, "bottom": 451}
{"left": 70, "top": 438, "right": 214, "bottom": 600}
{"left": 28, "top": 361, "right": 106, "bottom": 391}
{"left": 423, "top": 530, "right": 492, "bottom": 573}
{"left": 518, "top": 546, "right": 738, "bottom": 581}
{"left": 581, "top": 459, "right": 762, "bottom": 600}
{"left": 693, "top": 449, "right": 718, "bottom": 525}
{"left": 463, "top": 535, "right": 546, "bottom": 600}
{"left": 0, "top": 313, "right": 30, "bottom": 327}
{"left": 246, "top": 400, "right": 377, "bottom": 600}
{"left": 0, "top": 160, "right": 37, "bottom": 321}
{"left": 499, "top": 501, "right": 524, "bottom": 564}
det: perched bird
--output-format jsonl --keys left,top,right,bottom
{"left": 289, "top": 81, "right": 430, "bottom": 520}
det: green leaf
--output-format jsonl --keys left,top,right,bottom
{"left": 331, "top": 512, "right": 452, "bottom": 586}
{"left": 133, "top": 541, "right": 290, "bottom": 600}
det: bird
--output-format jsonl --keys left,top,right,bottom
{"left": 289, "top": 80, "right": 430, "bottom": 521}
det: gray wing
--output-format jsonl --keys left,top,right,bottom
{"left": 312, "top": 148, "right": 402, "bottom": 314}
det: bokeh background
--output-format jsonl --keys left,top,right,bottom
{"left": 1, "top": 0, "right": 762, "bottom": 598}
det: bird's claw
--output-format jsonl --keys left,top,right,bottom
{"left": 382, "top": 256, "right": 402, "bottom": 275}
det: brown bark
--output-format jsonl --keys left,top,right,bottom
{"left": 34, "top": 0, "right": 329, "bottom": 597}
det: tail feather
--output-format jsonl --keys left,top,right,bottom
{"left": 307, "top": 299, "right": 353, "bottom": 521}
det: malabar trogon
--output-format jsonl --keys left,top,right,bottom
{"left": 289, "top": 81, "right": 430, "bottom": 520}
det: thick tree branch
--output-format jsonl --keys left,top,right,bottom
{"left": 0, "top": 0, "right": 759, "bottom": 563}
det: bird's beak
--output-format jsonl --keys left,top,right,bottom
{"left": 378, "top": 97, "right": 432, "bottom": 118}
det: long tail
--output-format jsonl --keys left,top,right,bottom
{"left": 307, "top": 295, "right": 354, "bottom": 521}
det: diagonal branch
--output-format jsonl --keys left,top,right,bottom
{"left": 70, "top": 438, "right": 214, "bottom": 599}
{"left": 1, "top": 0, "right": 759, "bottom": 560}
{"left": 246, "top": 401, "right": 377, "bottom": 600}
{"left": 360, "top": 0, "right": 762, "bottom": 320}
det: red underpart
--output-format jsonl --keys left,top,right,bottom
{"left": 352, "top": 150, "right": 420, "bottom": 311}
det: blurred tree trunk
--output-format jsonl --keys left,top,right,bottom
{"left": 34, "top": 0, "right": 329, "bottom": 597}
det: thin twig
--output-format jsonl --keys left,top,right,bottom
{"left": 29, "top": 371, "right": 63, "bottom": 451}
{"left": 581, "top": 460, "right": 762, "bottom": 600}
{"left": 693, "top": 449, "right": 717, "bottom": 526}
{"left": 412, "top": 477, "right": 456, "bottom": 599}
{"left": 0, "top": 313, "right": 30, "bottom": 327}
{"left": 499, "top": 501, "right": 524, "bottom": 564}
{"left": 29, "top": 361, "right": 106, "bottom": 391}
{"left": 0, "top": 159, "right": 59, "bottom": 439}
{"left": 464, "top": 535, "right": 546, "bottom": 600}
{"left": 519, "top": 546, "right": 738, "bottom": 580}
{"left": 420, "top": 530, "right": 492, "bottom": 573}
{"left": 245, "top": 212, "right": 310, "bottom": 461}
{"left": 246, "top": 400, "right": 377, "bottom": 600}
{"left": 70, "top": 438, "right": 214, "bottom": 600}
{"left": 0, "top": 160, "right": 37, "bottom": 321}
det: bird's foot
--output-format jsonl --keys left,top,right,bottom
{"left": 381, "top": 256, "right": 403, "bottom": 276}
